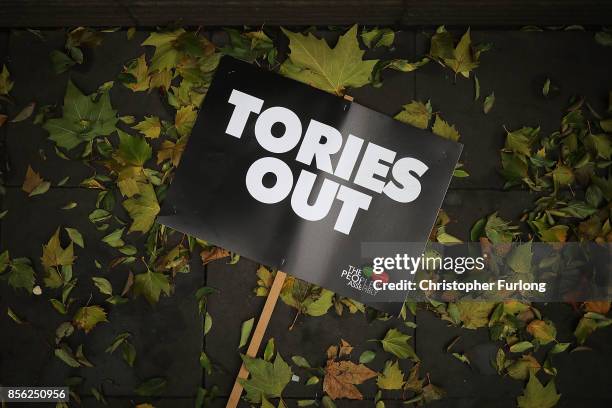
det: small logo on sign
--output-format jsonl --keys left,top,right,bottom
{"left": 340, "top": 265, "right": 378, "bottom": 296}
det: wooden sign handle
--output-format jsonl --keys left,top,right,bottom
{"left": 226, "top": 270, "right": 287, "bottom": 407}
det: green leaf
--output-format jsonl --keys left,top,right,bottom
{"left": 116, "top": 129, "right": 152, "bottom": 166}
{"left": 550, "top": 342, "right": 570, "bottom": 354}
{"left": 239, "top": 353, "right": 292, "bottom": 403}
{"left": 239, "top": 317, "right": 255, "bottom": 348}
{"left": 264, "top": 338, "right": 275, "bottom": 362}
{"left": 585, "top": 185, "right": 603, "bottom": 208}
{"left": 601, "top": 118, "right": 612, "bottom": 133}
{"left": 73, "top": 305, "right": 107, "bottom": 333}
{"left": 501, "top": 152, "right": 528, "bottom": 183}
{"left": 64, "top": 227, "right": 84, "bottom": 248}
{"left": 280, "top": 25, "right": 378, "bottom": 95}
{"left": 574, "top": 316, "right": 598, "bottom": 344}
{"left": 200, "top": 351, "right": 213, "bottom": 375}
{"left": 595, "top": 31, "right": 612, "bottom": 47}
{"left": 551, "top": 164, "right": 574, "bottom": 186}
{"left": 361, "top": 27, "right": 395, "bottom": 49}
{"left": 123, "top": 183, "right": 160, "bottom": 233}
{"left": 134, "top": 270, "right": 171, "bottom": 305}
{"left": 135, "top": 377, "right": 167, "bottom": 397}
{"left": 304, "top": 288, "right": 334, "bottom": 316}
{"left": 0, "top": 64, "right": 14, "bottom": 95}
{"left": 542, "top": 78, "right": 551, "bottom": 96}
{"left": 452, "top": 352, "right": 471, "bottom": 365}
{"left": 29, "top": 181, "right": 51, "bottom": 197}
{"left": 1, "top": 250, "right": 11, "bottom": 273}
{"left": 7, "top": 307, "right": 25, "bottom": 324}
{"left": 377, "top": 360, "right": 405, "bottom": 390}
{"left": 43, "top": 80, "right": 117, "bottom": 151}
{"left": 142, "top": 29, "right": 186, "bottom": 72}
{"left": 358, "top": 350, "right": 376, "bottom": 364}
{"left": 306, "top": 376, "right": 319, "bottom": 386}
{"left": 394, "top": 100, "right": 432, "bottom": 130}
{"left": 506, "top": 242, "right": 533, "bottom": 274}
{"left": 102, "top": 227, "right": 125, "bottom": 248}
{"left": 432, "top": 115, "right": 460, "bottom": 141}
{"left": 483, "top": 92, "right": 495, "bottom": 114}
{"left": 380, "top": 328, "right": 419, "bottom": 361}
{"left": 7, "top": 257, "right": 36, "bottom": 292}
{"left": 517, "top": 373, "right": 561, "bottom": 408}
{"left": 505, "top": 127, "right": 539, "bottom": 157}
{"left": 558, "top": 201, "right": 596, "bottom": 219}
{"left": 204, "top": 312, "right": 213, "bottom": 335}
{"left": 55, "top": 345, "right": 81, "bottom": 367}
{"left": 509, "top": 341, "right": 534, "bottom": 353}
{"left": 291, "top": 355, "right": 311, "bottom": 368}
{"left": 92, "top": 277, "right": 113, "bottom": 295}
{"left": 105, "top": 332, "right": 131, "bottom": 353}
{"left": 587, "top": 133, "right": 612, "bottom": 160}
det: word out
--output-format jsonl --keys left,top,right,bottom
{"left": 225, "top": 89, "right": 429, "bottom": 234}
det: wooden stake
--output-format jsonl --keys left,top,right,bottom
{"left": 226, "top": 270, "right": 287, "bottom": 407}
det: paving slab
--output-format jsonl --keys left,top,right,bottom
{"left": 204, "top": 257, "right": 416, "bottom": 399}
{"left": 0, "top": 187, "right": 204, "bottom": 397}
{"left": 4, "top": 30, "right": 171, "bottom": 188}
{"left": 415, "top": 30, "right": 612, "bottom": 190}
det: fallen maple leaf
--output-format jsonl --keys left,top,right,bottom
{"left": 323, "top": 360, "right": 376, "bottom": 400}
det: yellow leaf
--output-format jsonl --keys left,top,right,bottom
{"left": 73, "top": 305, "right": 107, "bottom": 333}
{"left": 123, "top": 183, "right": 160, "bottom": 233}
{"left": 377, "top": 360, "right": 405, "bottom": 390}
{"left": 157, "top": 138, "right": 187, "bottom": 166}
{"left": 142, "top": 29, "right": 185, "bottom": 72}
{"left": 149, "top": 69, "right": 172, "bottom": 90}
{"left": 527, "top": 320, "right": 556, "bottom": 345}
{"left": 446, "top": 29, "right": 478, "bottom": 78}
{"left": 0, "top": 64, "right": 13, "bottom": 95}
{"left": 432, "top": 114, "right": 461, "bottom": 141}
{"left": 133, "top": 116, "right": 161, "bottom": 139}
{"left": 41, "top": 228, "right": 75, "bottom": 269}
{"left": 280, "top": 25, "right": 378, "bottom": 96}
{"left": 175, "top": 105, "right": 196, "bottom": 137}
{"left": 123, "top": 54, "right": 150, "bottom": 92}
{"left": 394, "top": 100, "right": 432, "bottom": 129}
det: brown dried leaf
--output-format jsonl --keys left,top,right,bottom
{"left": 584, "top": 301, "right": 611, "bottom": 314}
{"left": 323, "top": 360, "right": 376, "bottom": 400}
{"left": 22, "top": 165, "right": 44, "bottom": 194}
{"left": 200, "top": 246, "right": 230, "bottom": 266}
{"left": 338, "top": 339, "right": 353, "bottom": 358}
{"left": 157, "top": 139, "right": 187, "bottom": 166}
{"left": 326, "top": 345, "right": 338, "bottom": 360}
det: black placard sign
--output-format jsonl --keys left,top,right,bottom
{"left": 158, "top": 57, "right": 462, "bottom": 313}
